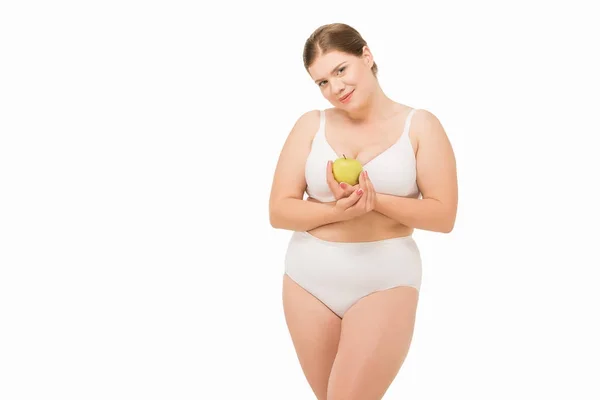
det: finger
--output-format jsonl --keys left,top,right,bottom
{"left": 338, "top": 186, "right": 364, "bottom": 209}
{"left": 340, "top": 181, "right": 356, "bottom": 197}
{"left": 344, "top": 187, "right": 367, "bottom": 214}
{"left": 365, "top": 170, "right": 376, "bottom": 209}
{"left": 359, "top": 171, "right": 369, "bottom": 210}
{"left": 326, "top": 161, "right": 343, "bottom": 198}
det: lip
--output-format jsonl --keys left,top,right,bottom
{"left": 339, "top": 90, "right": 354, "bottom": 103}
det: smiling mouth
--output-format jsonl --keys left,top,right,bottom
{"left": 339, "top": 90, "right": 354, "bottom": 101}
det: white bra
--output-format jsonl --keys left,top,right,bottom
{"left": 305, "top": 108, "right": 421, "bottom": 203}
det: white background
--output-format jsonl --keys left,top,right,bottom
{"left": 1, "top": 1, "right": 599, "bottom": 399}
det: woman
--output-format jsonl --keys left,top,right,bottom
{"left": 269, "top": 23, "right": 458, "bottom": 400}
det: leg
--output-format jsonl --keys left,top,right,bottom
{"left": 282, "top": 274, "right": 342, "bottom": 400}
{"left": 327, "top": 286, "right": 420, "bottom": 400}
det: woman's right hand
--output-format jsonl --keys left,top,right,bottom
{"left": 332, "top": 170, "right": 376, "bottom": 221}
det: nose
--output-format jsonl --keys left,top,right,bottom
{"left": 330, "top": 77, "right": 345, "bottom": 95}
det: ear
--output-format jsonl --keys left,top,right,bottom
{"left": 361, "top": 45, "right": 374, "bottom": 68}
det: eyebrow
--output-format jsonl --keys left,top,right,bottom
{"left": 314, "top": 62, "right": 347, "bottom": 83}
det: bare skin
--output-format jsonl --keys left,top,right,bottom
{"left": 327, "top": 285, "right": 419, "bottom": 400}
{"left": 282, "top": 275, "right": 342, "bottom": 400}
{"left": 306, "top": 105, "right": 418, "bottom": 243}
{"left": 270, "top": 45, "right": 457, "bottom": 399}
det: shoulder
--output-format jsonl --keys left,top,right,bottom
{"left": 410, "top": 108, "right": 448, "bottom": 143}
{"left": 289, "top": 109, "right": 322, "bottom": 140}
{"left": 296, "top": 108, "right": 321, "bottom": 127}
{"left": 410, "top": 108, "right": 454, "bottom": 163}
{"left": 411, "top": 108, "right": 443, "bottom": 131}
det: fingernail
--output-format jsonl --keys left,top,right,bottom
{"left": 340, "top": 182, "right": 347, "bottom": 189}
{"left": 357, "top": 188, "right": 364, "bottom": 195}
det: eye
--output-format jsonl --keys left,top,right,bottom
{"left": 317, "top": 66, "right": 346, "bottom": 87}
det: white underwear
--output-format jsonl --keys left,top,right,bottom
{"left": 284, "top": 231, "right": 422, "bottom": 318}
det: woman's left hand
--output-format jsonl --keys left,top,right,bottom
{"left": 358, "top": 169, "right": 377, "bottom": 212}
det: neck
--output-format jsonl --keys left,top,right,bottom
{"left": 344, "top": 82, "right": 396, "bottom": 123}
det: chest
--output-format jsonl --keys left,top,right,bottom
{"left": 325, "top": 123, "right": 406, "bottom": 165}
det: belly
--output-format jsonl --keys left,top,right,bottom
{"left": 306, "top": 197, "right": 414, "bottom": 242}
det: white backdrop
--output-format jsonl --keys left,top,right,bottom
{"left": 1, "top": 1, "right": 599, "bottom": 399}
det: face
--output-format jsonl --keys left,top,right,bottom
{"left": 308, "top": 47, "right": 375, "bottom": 108}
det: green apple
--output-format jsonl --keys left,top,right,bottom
{"left": 332, "top": 155, "right": 363, "bottom": 185}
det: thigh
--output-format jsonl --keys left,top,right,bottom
{"left": 327, "top": 286, "right": 419, "bottom": 400}
{"left": 282, "top": 274, "right": 342, "bottom": 400}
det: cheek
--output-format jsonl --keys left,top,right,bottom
{"left": 343, "top": 70, "right": 361, "bottom": 86}
{"left": 354, "top": 69, "right": 375, "bottom": 91}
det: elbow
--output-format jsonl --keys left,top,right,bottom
{"left": 430, "top": 200, "right": 456, "bottom": 234}
{"left": 441, "top": 214, "right": 456, "bottom": 233}
{"left": 269, "top": 203, "right": 284, "bottom": 229}
{"left": 270, "top": 216, "right": 283, "bottom": 229}
{"left": 269, "top": 209, "right": 281, "bottom": 229}
{"left": 441, "top": 223, "right": 454, "bottom": 234}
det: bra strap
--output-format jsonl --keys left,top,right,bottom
{"left": 319, "top": 110, "right": 326, "bottom": 133}
{"left": 403, "top": 108, "right": 418, "bottom": 136}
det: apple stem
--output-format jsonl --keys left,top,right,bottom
{"left": 343, "top": 154, "right": 346, "bottom": 159}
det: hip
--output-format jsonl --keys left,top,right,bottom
{"left": 284, "top": 231, "right": 422, "bottom": 289}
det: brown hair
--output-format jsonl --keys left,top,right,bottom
{"left": 303, "top": 23, "right": 378, "bottom": 77}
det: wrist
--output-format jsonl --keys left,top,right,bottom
{"left": 373, "top": 193, "right": 383, "bottom": 212}
{"left": 327, "top": 202, "right": 347, "bottom": 223}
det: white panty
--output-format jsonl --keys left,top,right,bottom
{"left": 284, "top": 231, "right": 422, "bottom": 318}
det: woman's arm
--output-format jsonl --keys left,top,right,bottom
{"left": 269, "top": 110, "right": 346, "bottom": 231}
{"left": 270, "top": 198, "right": 343, "bottom": 232}
{"left": 374, "top": 195, "right": 455, "bottom": 233}
{"left": 374, "top": 110, "right": 458, "bottom": 233}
